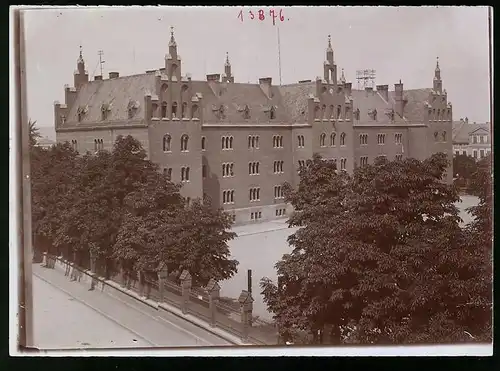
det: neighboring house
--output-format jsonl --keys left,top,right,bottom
{"left": 35, "top": 136, "right": 56, "bottom": 149}
{"left": 452, "top": 118, "right": 491, "bottom": 160}
{"left": 54, "top": 30, "right": 453, "bottom": 225}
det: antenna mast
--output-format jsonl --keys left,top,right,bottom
{"left": 356, "top": 69, "right": 376, "bottom": 89}
{"left": 98, "top": 50, "right": 105, "bottom": 77}
{"left": 277, "top": 26, "right": 282, "bottom": 86}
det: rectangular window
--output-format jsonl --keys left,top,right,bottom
{"left": 462, "top": 150, "right": 467, "bottom": 156}
{"left": 395, "top": 154, "right": 403, "bottom": 161}
{"left": 473, "top": 136, "right": 477, "bottom": 144}
{"left": 480, "top": 149, "right": 485, "bottom": 158}
{"left": 473, "top": 150, "right": 478, "bottom": 158}
{"left": 455, "top": 151, "right": 460, "bottom": 156}
{"left": 360, "top": 156, "right": 368, "bottom": 167}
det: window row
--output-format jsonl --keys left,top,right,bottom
{"left": 153, "top": 101, "right": 199, "bottom": 120}
{"left": 180, "top": 166, "right": 190, "bottom": 182}
{"left": 428, "top": 108, "right": 451, "bottom": 121}
{"left": 163, "top": 134, "right": 189, "bottom": 152}
{"left": 94, "top": 138, "right": 104, "bottom": 152}
{"left": 314, "top": 104, "right": 350, "bottom": 120}
{"left": 377, "top": 134, "right": 386, "bottom": 145}
{"left": 249, "top": 187, "right": 261, "bottom": 202}
{"left": 274, "top": 160, "right": 284, "bottom": 174}
{"left": 433, "top": 131, "right": 447, "bottom": 142}
{"left": 248, "top": 135, "right": 260, "bottom": 149}
{"left": 275, "top": 208, "right": 286, "bottom": 217}
{"left": 222, "top": 136, "right": 234, "bottom": 150}
{"left": 297, "top": 135, "right": 305, "bottom": 148}
{"left": 274, "top": 185, "right": 284, "bottom": 199}
{"left": 360, "top": 133, "right": 403, "bottom": 145}
{"left": 222, "top": 190, "right": 235, "bottom": 204}
{"left": 472, "top": 135, "right": 488, "bottom": 144}
{"left": 273, "top": 135, "right": 284, "bottom": 148}
{"left": 222, "top": 163, "right": 234, "bottom": 177}
{"left": 250, "top": 211, "right": 262, "bottom": 220}
{"left": 318, "top": 132, "right": 346, "bottom": 147}
{"left": 249, "top": 161, "right": 260, "bottom": 175}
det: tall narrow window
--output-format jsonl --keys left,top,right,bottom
{"left": 320, "top": 133, "right": 326, "bottom": 147}
{"left": 340, "top": 132, "right": 346, "bottom": 146}
{"left": 201, "top": 136, "right": 206, "bottom": 150}
{"left": 442, "top": 131, "right": 447, "bottom": 142}
{"left": 161, "top": 102, "right": 167, "bottom": 118}
{"left": 202, "top": 165, "right": 207, "bottom": 178}
{"left": 330, "top": 133, "right": 336, "bottom": 146}
{"left": 182, "top": 102, "right": 188, "bottom": 118}
{"left": 172, "top": 102, "right": 178, "bottom": 118}
{"left": 229, "top": 136, "right": 233, "bottom": 149}
{"left": 180, "top": 134, "right": 189, "bottom": 152}
{"left": 337, "top": 105, "right": 342, "bottom": 119}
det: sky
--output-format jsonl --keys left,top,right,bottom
{"left": 23, "top": 6, "right": 491, "bottom": 134}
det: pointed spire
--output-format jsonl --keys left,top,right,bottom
{"left": 77, "top": 45, "right": 84, "bottom": 64}
{"left": 326, "top": 34, "right": 333, "bottom": 52}
{"left": 435, "top": 56, "right": 440, "bottom": 71}
{"left": 340, "top": 68, "right": 346, "bottom": 84}
{"left": 225, "top": 52, "right": 230, "bottom": 67}
{"left": 169, "top": 26, "right": 177, "bottom": 47}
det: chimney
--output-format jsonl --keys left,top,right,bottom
{"left": 94, "top": 75, "right": 102, "bottom": 81}
{"left": 259, "top": 77, "right": 273, "bottom": 99}
{"left": 207, "top": 74, "right": 221, "bottom": 96}
{"left": 159, "top": 67, "right": 166, "bottom": 73}
{"left": 344, "top": 82, "right": 352, "bottom": 96}
{"left": 376, "top": 84, "right": 389, "bottom": 102}
{"left": 109, "top": 72, "right": 119, "bottom": 79}
{"left": 394, "top": 80, "right": 405, "bottom": 117}
{"left": 365, "top": 86, "right": 374, "bottom": 96}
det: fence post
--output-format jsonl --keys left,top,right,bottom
{"left": 42, "top": 252, "right": 47, "bottom": 267}
{"left": 207, "top": 279, "right": 221, "bottom": 327}
{"left": 180, "top": 270, "right": 192, "bottom": 315}
{"left": 238, "top": 290, "right": 254, "bottom": 342}
{"left": 89, "top": 251, "right": 97, "bottom": 291}
{"left": 137, "top": 270, "right": 144, "bottom": 297}
{"left": 157, "top": 264, "right": 169, "bottom": 303}
{"left": 70, "top": 251, "right": 77, "bottom": 281}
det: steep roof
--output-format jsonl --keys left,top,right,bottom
{"left": 391, "top": 88, "right": 433, "bottom": 123}
{"left": 279, "top": 82, "right": 316, "bottom": 122}
{"left": 452, "top": 121, "right": 490, "bottom": 144}
{"left": 191, "top": 81, "right": 290, "bottom": 125}
{"left": 65, "top": 73, "right": 156, "bottom": 125}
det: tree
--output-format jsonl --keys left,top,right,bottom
{"left": 31, "top": 142, "right": 79, "bottom": 258}
{"left": 261, "top": 153, "right": 489, "bottom": 344}
{"left": 28, "top": 119, "right": 41, "bottom": 147}
{"left": 452, "top": 154, "right": 477, "bottom": 190}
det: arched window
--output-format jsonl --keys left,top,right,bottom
{"left": 320, "top": 133, "right": 326, "bottom": 147}
{"left": 161, "top": 102, "right": 167, "bottom": 118}
{"left": 182, "top": 102, "right": 188, "bottom": 118}
{"left": 161, "top": 83, "right": 168, "bottom": 93}
{"left": 330, "top": 132, "right": 336, "bottom": 146}
{"left": 329, "top": 105, "right": 335, "bottom": 118}
{"left": 248, "top": 136, "right": 252, "bottom": 148}
{"left": 340, "top": 132, "right": 346, "bottom": 146}
{"left": 321, "top": 104, "right": 326, "bottom": 119}
{"left": 337, "top": 105, "right": 342, "bottom": 119}
{"left": 252, "top": 136, "right": 256, "bottom": 148}
{"left": 229, "top": 136, "right": 233, "bottom": 149}
{"left": 163, "top": 134, "right": 171, "bottom": 152}
{"left": 172, "top": 102, "right": 178, "bottom": 118}
{"left": 185, "top": 167, "right": 190, "bottom": 181}
{"left": 201, "top": 136, "right": 206, "bottom": 150}
{"left": 151, "top": 103, "right": 158, "bottom": 119}
{"left": 225, "top": 137, "right": 229, "bottom": 149}
{"left": 180, "top": 134, "right": 189, "bottom": 151}
{"left": 434, "top": 131, "right": 439, "bottom": 142}
{"left": 314, "top": 105, "right": 320, "bottom": 120}
{"left": 437, "top": 109, "right": 441, "bottom": 120}
{"left": 248, "top": 162, "right": 252, "bottom": 174}
{"left": 192, "top": 104, "right": 198, "bottom": 119}
{"left": 270, "top": 106, "right": 276, "bottom": 120}
{"left": 442, "top": 131, "right": 447, "bottom": 142}
{"left": 170, "top": 64, "right": 178, "bottom": 77}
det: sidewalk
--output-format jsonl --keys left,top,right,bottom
{"left": 33, "top": 263, "right": 234, "bottom": 348}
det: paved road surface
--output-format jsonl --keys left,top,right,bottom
{"left": 33, "top": 264, "right": 233, "bottom": 349}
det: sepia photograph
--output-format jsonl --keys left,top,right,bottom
{"left": 11, "top": 5, "right": 492, "bottom": 356}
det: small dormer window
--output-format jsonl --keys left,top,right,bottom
{"left": 354, "top": 108, "right": 360, "bottom": 120}
{"left": 270, "top": 106, "right": 276, "bottom": 120}
{"left": 243, "top": 105, "right": 250, "bottom": 119}
{"left": 101, "top": 103, "right": 111, "bottom": 121}
{"left": 77, "top": 105, "right": 88, "bottom": 122}
{"left": 127, "top": 100, "right": 139, "bottom": 119}
{"left": 368, "top": 109, "right": 377, "bottom": 121}
{"left": 218, "top": 105, "right": 226, "bottom": 119}
{"left": 434, "top": 131, "right": 439, "bottom": 141}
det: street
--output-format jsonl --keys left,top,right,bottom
{"left": 32, "top": 264, "right": 233, "bottom": 349}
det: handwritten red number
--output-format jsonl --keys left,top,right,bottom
{"left": 238, "top": 10, "right": 243, "bottom": 22}
{"left": 249, "top": 10, "right": 255, "bottom": 20}
{"left": 258, "top": 9, "right": 265, "bottom": 21}
{"left": 270, "top": 9, "right": 277, "bottom": 25}
{"left": 279, "top": 8, "right": 285, "bottom": 21}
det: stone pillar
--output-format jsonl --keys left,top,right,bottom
{"left": 157, "top": 265, "right": 169, "bottom": 303}
{"left": 238, "top": 290, "right": 254, "bottom": 341}
{"left": 207, "top": 279, "right": 221, "bottom": 327}
{"left": 180, "top": 270, "right": 192, "bottom": 315}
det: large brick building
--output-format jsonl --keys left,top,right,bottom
{"left": 55, "top": 29, "right": 453, "bottom": 224}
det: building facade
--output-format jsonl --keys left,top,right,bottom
{"left": 452, "top": 117, "right": 491, "bottom": 160}
{"left": 55, "top": 30, "right": 453, "bottom": 225}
